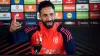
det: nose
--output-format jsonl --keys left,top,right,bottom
{"left": 47, "top": 15, "right": 52, "bottom": 21}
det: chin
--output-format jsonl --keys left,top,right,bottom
{"left": 45, "top": 25, "right": 53, "bottom": 29}
{"left": 46, "top": 24, "right": 53, "bottom": 29}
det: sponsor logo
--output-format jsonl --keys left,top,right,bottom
{"left": 12, "top": 13, "right": 24, "bottom": 20}
{"left": 24, "top": 5, "right": 36, "bottom": 12}
{"left": 11, "top": 0, "right": 23, "bottom": 4}
{"left": 89, "top": 0, "right": 100, "bottom": 3}
{"left": 37, "top": 0, "right": 45, "bottom": 4}
{"left": 11, "top": 5, "right": 23, "bottom": 12}
{"left": 63, "top": 12, "right": 76, "bottom": 20}
{"left": 0, "top": 0, "right": 10, "bottom": 4}
{"left": 76, "top": 0, "right": 89, "bottom": 3}
{"left": 63, "top": 0, "right": 75, "bottom": 4}
{"left": 80, "top": 22, "right": 89, "bottom": 24}
{"left": 90, "top": 12, "right": 100, "bottom": 19}
{"left": 54, "top": 5, "right": 62, "bottom": 11}
{"left": 25, "top": 21, "right": 37, "bottom": 26}
{"left": 90, "top": 21, "right": 99, "bottom": 25}
{"left": 25, "top": 13, "right": 37, "bottom": 19}
{"left": 50, "top": 0, "right": 62, "bottom": 4}
{"left": 4, "top": 22, "right": 10, "bottom": 25}
{"left": 0, "top": 5, "right": 10, "bottom": 12}
{"left": 14, "top": 0, "right": 20, "bottom": 4}
{"left": 63, "top": 4, "right": 75, "bottom": 11}
{"left": 90, "top": 4, "right": 100, "bottom": 11}
{"left": 55, "top": 12, "right": 62, "bottom": 19}
{"left": 76, "top": 4, "right": 89, "bottom": 11}
{"left": 77, "top": 12, "right": 89, "bottom": 19}
{"left": 77, "top": 21, "right": 89, "bottom": 25}
{"left": 42, "top": 48, "right": 60, "bottom": 54}
{"left": 67, "top": 13, "right": 72, "bottom": 18}
{"left": 0, "top": 13, "right": 11, "bottom": 20}
{"left": 0, "top": 22, "right": 10, "bottom": 26}
{"left": 64, "top": 21, "right": 75, "bottom": 25}
{"left": 16, "top": 5, "right": 19, "bottom": 9}
{"left": 24, "top": 0, "right": 36, "bottom": 4}
{"left": 0, "top": 22, "right": 4, "bottom": 26}
{"left": 94, "top": 4, "right": 97, "bottom": 9}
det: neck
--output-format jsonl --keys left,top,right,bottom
{"left": 39, "top": 22, "right": 56, "bottom": 32}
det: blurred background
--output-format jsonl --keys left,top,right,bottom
{"left": 0, "top": 0, "right": 100, "bottom": 55}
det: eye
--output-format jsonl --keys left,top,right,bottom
{"left": 50, "top": 13, "right": 54, "bottom": 16}
{"left": 43, "top": 14, "right": 47, "bottom": 17}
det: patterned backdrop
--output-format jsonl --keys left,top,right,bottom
{"left": 0, "top": 0, "right": 100, "bottom": 55}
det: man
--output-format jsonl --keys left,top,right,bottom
{"left": 9, "top": 1, "right": 76, "bottom": 54}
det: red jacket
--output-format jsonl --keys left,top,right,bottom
{"left": 30, "top": 23, "right": 66, "bottom": 54}
{"left": 24, "top": 22, "right": 76, "bottom": 54}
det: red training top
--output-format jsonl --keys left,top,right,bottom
{"left": 30, "top": 23, "right": 66, "bottom": 54}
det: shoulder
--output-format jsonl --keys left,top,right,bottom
{"left": 24, "top": 25, "right": 40, "bottom": 34}
{"left": 23, "top": 25, "right": 40, "bottom": 38}
{"left": 57, "top": 24, "right": 72, "bottom": 41}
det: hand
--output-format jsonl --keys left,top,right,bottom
{"left": 9, "top": 16, "right": 22, "bottom": 32}
{"left": 33, "top": 36, "right": 42, "bottom": 55}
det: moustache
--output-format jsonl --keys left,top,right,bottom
{"left": 44, "top": 20, "right": 54, "bottom": 23}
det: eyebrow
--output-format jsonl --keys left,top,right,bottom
{"left": 43, "top": 13, "right": 54, "bottom": 15}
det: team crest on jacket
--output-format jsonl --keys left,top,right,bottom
{"left": 53, "top": 36, "right": 59, "bottom": 44}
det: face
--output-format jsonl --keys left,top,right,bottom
{"left": 39, "top": 7, "right": 55, "bottom": 29}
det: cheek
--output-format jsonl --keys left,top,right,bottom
{"left": 41, "top": 17, "right": 47, "bottom": 22}
{"left": 53, "top": 17, "right": 55, "bottom": 20}
{"left": 52, "top": 15, "right": 55, "bottom": 19}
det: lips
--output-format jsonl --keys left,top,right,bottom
{"left": 42, "top": 20, "right": 54, "bottom": 29}
{"left": 46, "top": 22, "right": 53, "bottom": 26}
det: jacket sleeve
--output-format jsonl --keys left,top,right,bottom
{"left": 23, "top": 25, "right": 40, "bottom": 38}
{"left": 64, "top": 38, "right": 76, "bottom": 54}
{"left": 7, "top": 29, "right": 29, "bottom": 44}
{"left": 7, "top": 25, "right": 39, "bottom": 44}
{"left": 58, "top": 26, "right": 76, "bottom": 54}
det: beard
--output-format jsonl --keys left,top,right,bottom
{"left": 42, "top": 20, "right": 54, "bottom": 29}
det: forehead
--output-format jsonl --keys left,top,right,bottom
{"left": 40, "top": 7, "right": 54, "bottom": 14}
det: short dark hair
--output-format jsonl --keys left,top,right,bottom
{"left": 39, "top": 1, "right": 55, "bottom": 13}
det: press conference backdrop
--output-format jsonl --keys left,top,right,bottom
{"left": 0, "top": 0, "right": 100, "bottom": 55}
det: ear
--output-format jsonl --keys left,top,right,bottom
{"left": 39, "top": 13, "right": 41, "bottom": 20}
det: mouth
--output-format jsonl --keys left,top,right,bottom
{"left": 42, "top": 20, "right": 54, "bottom": 29}
{"left": 46, "top": 22, "right": 53, "bottom": 26}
